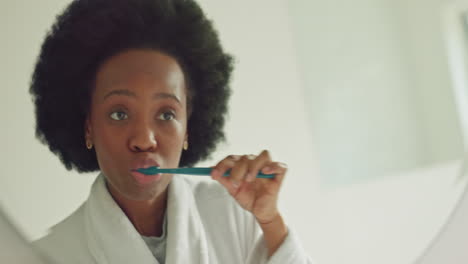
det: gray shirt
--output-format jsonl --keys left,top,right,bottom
{"left": 141, "top": 212, "right": 167, "bottom": 264}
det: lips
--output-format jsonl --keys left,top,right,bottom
{"left": 131, "top": 157, "right": 160, "bottom": 172}
{"left": 131, "top": 170, "right": 162, "bottom": 185}
{"left": 130, "top": 157, "right": 162, "bottom": 185}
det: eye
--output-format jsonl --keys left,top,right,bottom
{"left": 158, "top": 111, "right": 175, "bottom": 121}
{"left": 109, "top": 111, "right": 128, "bottom": 121}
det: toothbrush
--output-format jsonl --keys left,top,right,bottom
{"left": 135, "top": 167, "right": 275, "bottom": 179}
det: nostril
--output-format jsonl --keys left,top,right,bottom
{"left": 131, "top": 140, "right": 157, "bottom": 153}
{"left": 129, "top": 128, "right": 157, "bottom": 152}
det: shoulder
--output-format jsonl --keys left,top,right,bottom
{"left": 32, "top": 203, "right": 95, "bottom": 264}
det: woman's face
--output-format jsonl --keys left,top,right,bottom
{"left": 86, "top": 49, "right": 187, "bottom": 201}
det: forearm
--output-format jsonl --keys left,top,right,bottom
{"left": 258, "top": 213, "right": 288, "bottom": 258}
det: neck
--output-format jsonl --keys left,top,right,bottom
{"left": 106, "top": 183, "right": 168, "bottom": 237}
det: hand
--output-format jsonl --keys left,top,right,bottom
{"left": 211, "top": 150, "right": 287, "bottom": 224}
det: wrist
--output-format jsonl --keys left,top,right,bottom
{"left": 258, "top": 212, "right": 288, "bottom": 257}
{"left": 258, "top": 213, "right": 287, "bottom": 234}
{"left": 257, "top": 211, "right": 281, "bottom": 226}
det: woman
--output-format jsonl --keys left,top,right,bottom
{"left": 30, "top": 0, "right": 312, "bottom": 263}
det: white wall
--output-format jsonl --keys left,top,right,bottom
{"left": 287, "top": 0, "right": 463, "bottom": 187}
{"left": 415, "top": 1, "right": 468, "bottom": 263}
{"left": 0, "top": 0, "right": 97, "bottom": 240}
{"left": 398, "top": 0, "right": 465, "bottom": 162}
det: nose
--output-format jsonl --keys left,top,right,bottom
{"left": 129, "top": 121, "right": 157, "bottom": 153}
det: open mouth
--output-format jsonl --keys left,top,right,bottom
{"left": 130, "top": 168, "right": 162, "bottom": 185}
{"left": 133, "top": 166, "right": 160, "bottom": 175}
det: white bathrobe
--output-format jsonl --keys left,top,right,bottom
{"left": 33, "top": 173, "right": 312, "bottom": 264}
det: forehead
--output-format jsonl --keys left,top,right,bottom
{"left": 94, "top": 49, "right": 186, "bottom": 97}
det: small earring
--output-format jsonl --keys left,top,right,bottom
{"left": 86, "top": 139, "right": 93, "bottom": 150}
{"left": 183, "top": 140, "right": 189, "bottom": 151}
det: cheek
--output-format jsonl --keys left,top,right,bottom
{"left": 158, "top": 124, "right": 186, "bottom": 159}
{"left": 159, "top": 127, "right": 184, "bottom": 149}
{"left": 93, "top": 122, "right": 127, "bottom": 162}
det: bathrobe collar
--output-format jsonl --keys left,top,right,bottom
{"left": 84, "top": 173, "right": 209, "bottom": 264}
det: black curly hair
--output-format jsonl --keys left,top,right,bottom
{"left": 30, "top": 0, "right": 233, "bottom": 172}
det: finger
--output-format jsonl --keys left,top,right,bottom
{"left": 229, "top": 155, "right": 251, "bottom": 188}
{"left": 226, "top": 155, "right": 241, "bottom": 161}
{"left": 211, "top": 155, "right": 241, "bottom": 179}
{"left": 246, "top": 150, "right": 272, "bottom": 182}
{"left": 261, "top": 161, "right": 287, "bottom": 185}
{"left": 216, "top": 171, "right": 239, "bottom": 195}
{"left": 211, "top": 161, "right": 237, "bottom": 193}
{"left": 211, "top": 155, "right": 244, "bottom": 194}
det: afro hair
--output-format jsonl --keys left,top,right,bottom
{"left": 30, "top": 0, "right": 233, "bottom": 172}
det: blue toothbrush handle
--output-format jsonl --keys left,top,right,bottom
{"left": 221, "top": 170, "right": 275, "bottom": 179}
{"left": 137, "top": 167, "right": 275, "bottom": 179}
{"left": 187, "top": 168, "right": 275, "bottom": 179}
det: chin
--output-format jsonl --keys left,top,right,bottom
{"left": 127, "top": 182, "right": 169, "bottom": 201}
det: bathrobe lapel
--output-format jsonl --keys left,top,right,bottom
{"left": 165, "top": 175, "right": 209, "bottom": 264}
{"left": 83, "top": 174, "right": 209, "bottom": 264}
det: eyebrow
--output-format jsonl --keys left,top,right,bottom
{"left": 103, "top": 89, "right": 181, "bottom": 104}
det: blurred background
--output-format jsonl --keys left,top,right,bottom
{"left": 1, "top": 0, "right": 468, "bottom": 263}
